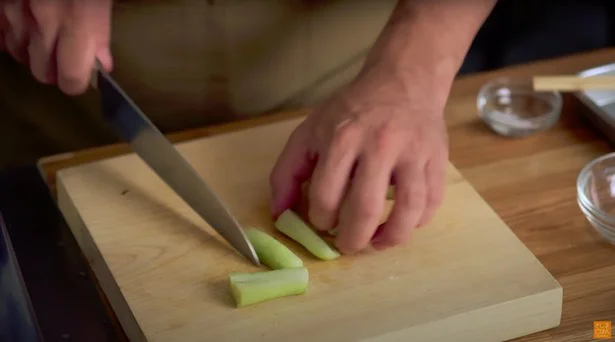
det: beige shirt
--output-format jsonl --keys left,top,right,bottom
{"left": 0, "top": 0, "right": 396, "bottom": 166}
{"left": 110, "top": 0, "right": 397, "bottom": 130}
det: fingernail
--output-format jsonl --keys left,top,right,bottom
{"left": 96, "top": 47, "right": 114, "bottom": 72}
{"left": 371, "top": 241, "right": 389, "bottom": 251}
{"left": 270, "top": 200, "right": 281, "bottom": 217}
{"left": 271, "top": 195, "right": 291, "bottom": 218}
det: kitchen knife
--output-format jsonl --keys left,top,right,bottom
{"left": 92, "top": 60, "right": 260, "bottom": 266}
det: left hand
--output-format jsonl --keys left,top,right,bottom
{"left": 270, "top": 64, "right": 450, "bottom": 254}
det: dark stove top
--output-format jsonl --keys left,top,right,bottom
{"left": 0, "top": 166, "right": 120, "bottom": 342}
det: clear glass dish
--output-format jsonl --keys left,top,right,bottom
{"left": 477, "top": 77, "right": 563, "bottom": 137}
{"left": 577, "top": 152, "right": 615, "bottom": 244}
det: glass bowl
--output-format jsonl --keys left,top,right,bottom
{"left": 477, "top": 77, "right": 563, "bottom": 137}
{"left": 577, "top": 153, "right": 615, "bottom": 244}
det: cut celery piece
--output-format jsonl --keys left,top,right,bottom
{"left": 228, "top": 267, "right": 309, "bottom": 307}
{"left": 274, "top": 210, "right": 340, "bottom": 260}
{"left": 386, "top": 185, "right": 395, "bottom": 200}
{"left": 244, "top": 228, "right": 303, "bottom": 269}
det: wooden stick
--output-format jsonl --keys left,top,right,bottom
{"left": 533, "top": 76, "right": 615, "bottom": 91}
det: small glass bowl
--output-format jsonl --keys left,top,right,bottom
{"left": 477, "top": 77, "right": 563, "bottom": 137}
{"left": 577, "top": 153, "right": 615, "bottom": 244}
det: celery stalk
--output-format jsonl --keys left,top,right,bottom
{"left": 274, "top": 210, "right": 340, "bottom": 260}
{"left": 386, "top": 185, "right": 395, "bottom": 200}
{"left": 228, "top": 267, "right": 309, "bottom": 307}
{"left": 244, "top": 228, "right": 303, "bottom": 269}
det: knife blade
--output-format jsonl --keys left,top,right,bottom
{"left": 92, "top": 61, "right": 260, "bottom": 266}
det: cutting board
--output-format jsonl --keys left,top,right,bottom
{"left": 56, "top": 116, "right": 562, "bottom": 342}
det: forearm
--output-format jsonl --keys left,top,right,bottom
{"left": 361, "top": 0, "right": 497, "bottom": 100}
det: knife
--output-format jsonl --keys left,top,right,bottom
{"left": 91, "top": 60, "right": 260, "bottom": 266}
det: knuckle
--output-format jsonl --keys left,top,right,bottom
{"left": 386, "top": 229, "right": 411, "bottom": 246}
{"left": 3, "top": 3, "right": 20, "bottom": 28}
{"left": 287, "top": 125, "right": 305, "bottom": 145}
{"left": 307, "top": 182, "right": 339, "bottom": 227}
{"left": 393, "top": 185, "right": 413, "bottom": 210}
{"left": 395, "top": 184, "right": 426, "bottom": 214}
{"left": 29, "top": 3, "right": 52, "bottom": 29}
{"left": 331, "top": 121, "right": 361, "bottom": 152}
{"left": 372, "top": 123, "right": 397, "bottom": 154}
{"left": 309, "top": 188, "right": 338, "bottom": 217}
{"left": 308, "top": 210, "right": 332, "bottom": 231}
{"left": 353, "top": 196, "right": 382, "bottom": 222}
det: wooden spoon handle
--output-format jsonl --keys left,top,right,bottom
{"left": 533, "top": 76, "right": 615, "bottom": 91}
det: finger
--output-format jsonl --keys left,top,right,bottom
{"left": 96, "top": 43, "right": 113, "bottom": 71}
{"left": 308, "top": 120, "right": 361, "bottom": 231}
{"left": 3, "top": 0, "right": 29, "bottom": 63}
{"left": 347, "top": 161, "right": 359, "bottom": 181}
{"left": 28, "top": 0, "right": 62, "bottom": 84}
{"left": 56, "top": 2, "right": 98, "bottom": 95}
{"left": 269, "top": 126, "right": 316, "bottom": 219}
{"left": 91, "top": 0, "right": 113, "bottom": 71}
{"left": 335, "top": 150, "right": 395, "bottom": 254}
{"left": 290, "top": 181, "right": 311, "bottom": 221}
{"left": 417, "top": 157, "right": 446, "bottom": 227}
{"left": 371, "top": 161, "right": 426, "bottom": 250}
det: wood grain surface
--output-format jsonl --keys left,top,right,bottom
{"left": 38, "top": 48, "right": 615, "bottom": 341}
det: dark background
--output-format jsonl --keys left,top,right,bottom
{"left": 460, "top": 0, "right": 615, "bottom": 74}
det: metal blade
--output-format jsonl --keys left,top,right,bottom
{"left": 94, "top": 66, "right": 259, "bottom": 266}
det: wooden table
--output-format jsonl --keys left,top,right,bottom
{"left": 37, "top": 48, "right": 615, "bottom": 341}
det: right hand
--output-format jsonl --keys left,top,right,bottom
{"left": 0, "top": 0, "right": 113, "bottom": 95}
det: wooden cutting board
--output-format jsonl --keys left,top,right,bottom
{"left": 56, "top": 116, "right": 562, "bottom": 342}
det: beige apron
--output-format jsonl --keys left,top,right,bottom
{"left": 0, "top": 0, "right": 395, "bottom": 166}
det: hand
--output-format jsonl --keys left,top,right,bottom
{"left": 270, "top": 65, "right": 450, "bottom": 254}
{"left": 0, "top": 0, "right": 113, "bottom": 95}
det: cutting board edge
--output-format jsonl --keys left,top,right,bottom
{"left": 361, "top": 285, "right": 563, "bottom": 342}
{"left": 56, "top": 179, "right": 148, "bottom": 342}
{"left": 54, "top": 115, "right": 309, "bottom": 178}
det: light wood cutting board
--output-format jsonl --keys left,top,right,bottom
{"left": 56, "top": 116, "right": 562, "bottom": 342}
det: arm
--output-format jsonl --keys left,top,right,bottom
{"left": 360, "top": 0, "right": 498, "bottom": 108}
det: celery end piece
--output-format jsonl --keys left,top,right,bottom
{"left": 244, "top": 228, "right": 303, "bottom": 269}
{"left": 274, "top": 210, "right": 340, "bottom": 260}
{"left": 228, "top": 267, "right": 309, "bottom": 307}
{"left": 386, "top": 185, "right": 395, "bottom": 200}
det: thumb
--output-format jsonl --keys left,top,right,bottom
{"left": 269, "top": 128, "right": 316, "bottom": 219}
